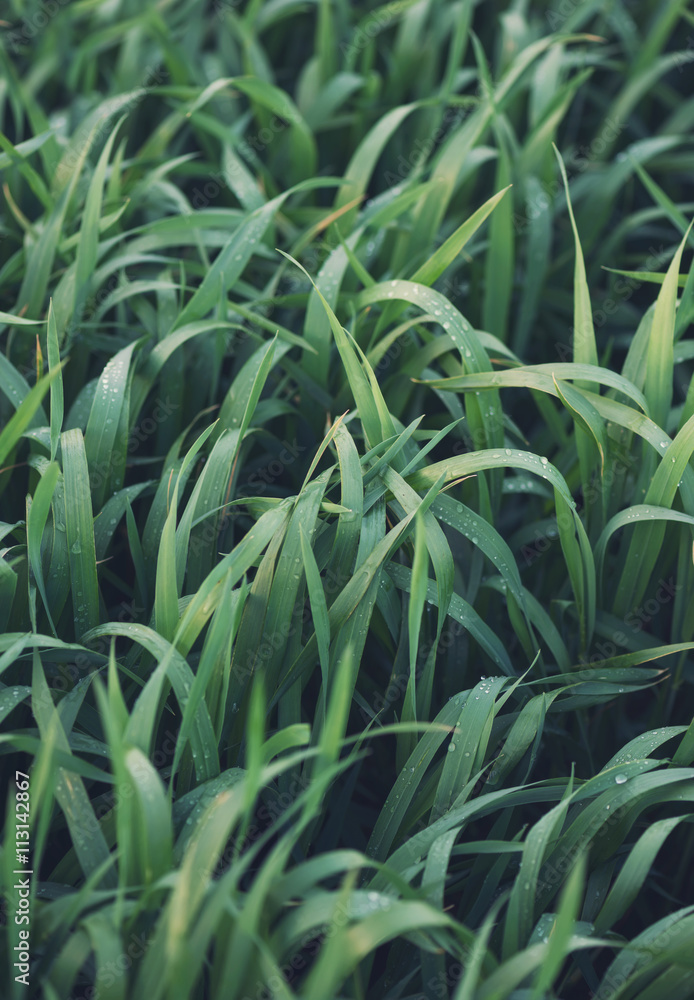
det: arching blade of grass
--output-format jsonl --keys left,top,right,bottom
{"left": 554, "top": 146, "right": 597, "bottom": 369}
{"left": 570, "top": 643, "right": 694, "bottom": 673}
{"left": 0, "top": 311, "right": 44, "bottom": 329}
{"left": 555, "top": 144, "right": 601, "bottom": 524}
{"left": 357, "top": 280, "right": 505, "bottom": 512}
{"left": 418, "top": 363, "right": 649, "bottom": 413}
{"left": 407, "top": 33, "right": 596, "bottom": 256}
{"left": 187, "top": 76, "right": 317, "bottom": 181}
{"left": 593, "top": 816, "right": 685, "bottom": 933}
{"left": 387, "top": 564, "right": 513, "bottom": 676}
{"left": 301, "top": 893, "right": 463, "bottom": 1000}
{"left": 131, "top": 781, "right": 249, "bottom": 1000}
{"left": 595, "top": 906, "right": 694, "bottom": 1000}
{"left": 94, "top": 482, "right": 154, "bottom": 563}
{"left": 538, "top": 768, "right": 694, "bottom": 916}
{"left": 129, "top": 320, "right": 233, "bottom": 421}
{"left": 405, "top": 447, "right": 595, "bottom": 649}
{"left": 594, "top": 506, "right": 694, "bottom": 604}
{"left": 375, "top": 185, "right": 512, "bottom": 339}
{"left": 554, "top": 376, "right": 608, "bottom": 529}
{"left": 613, "top": 413, "right": 694, "bottom": 618}
{"left": 491, "top": 689, "right": 558, "bottom": 788}
{"left": 216, "top": 335, "right": 283, "bottom": 446}
{"left": 601, "top": 49, "right": 694, "bottom": 162}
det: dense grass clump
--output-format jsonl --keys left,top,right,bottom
{"left": 2, "top": 1, "right": 694, "bottom": 998}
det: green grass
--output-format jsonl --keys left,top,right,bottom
{"left": 2, "top": 1, "right": 694, "bottom": 998}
